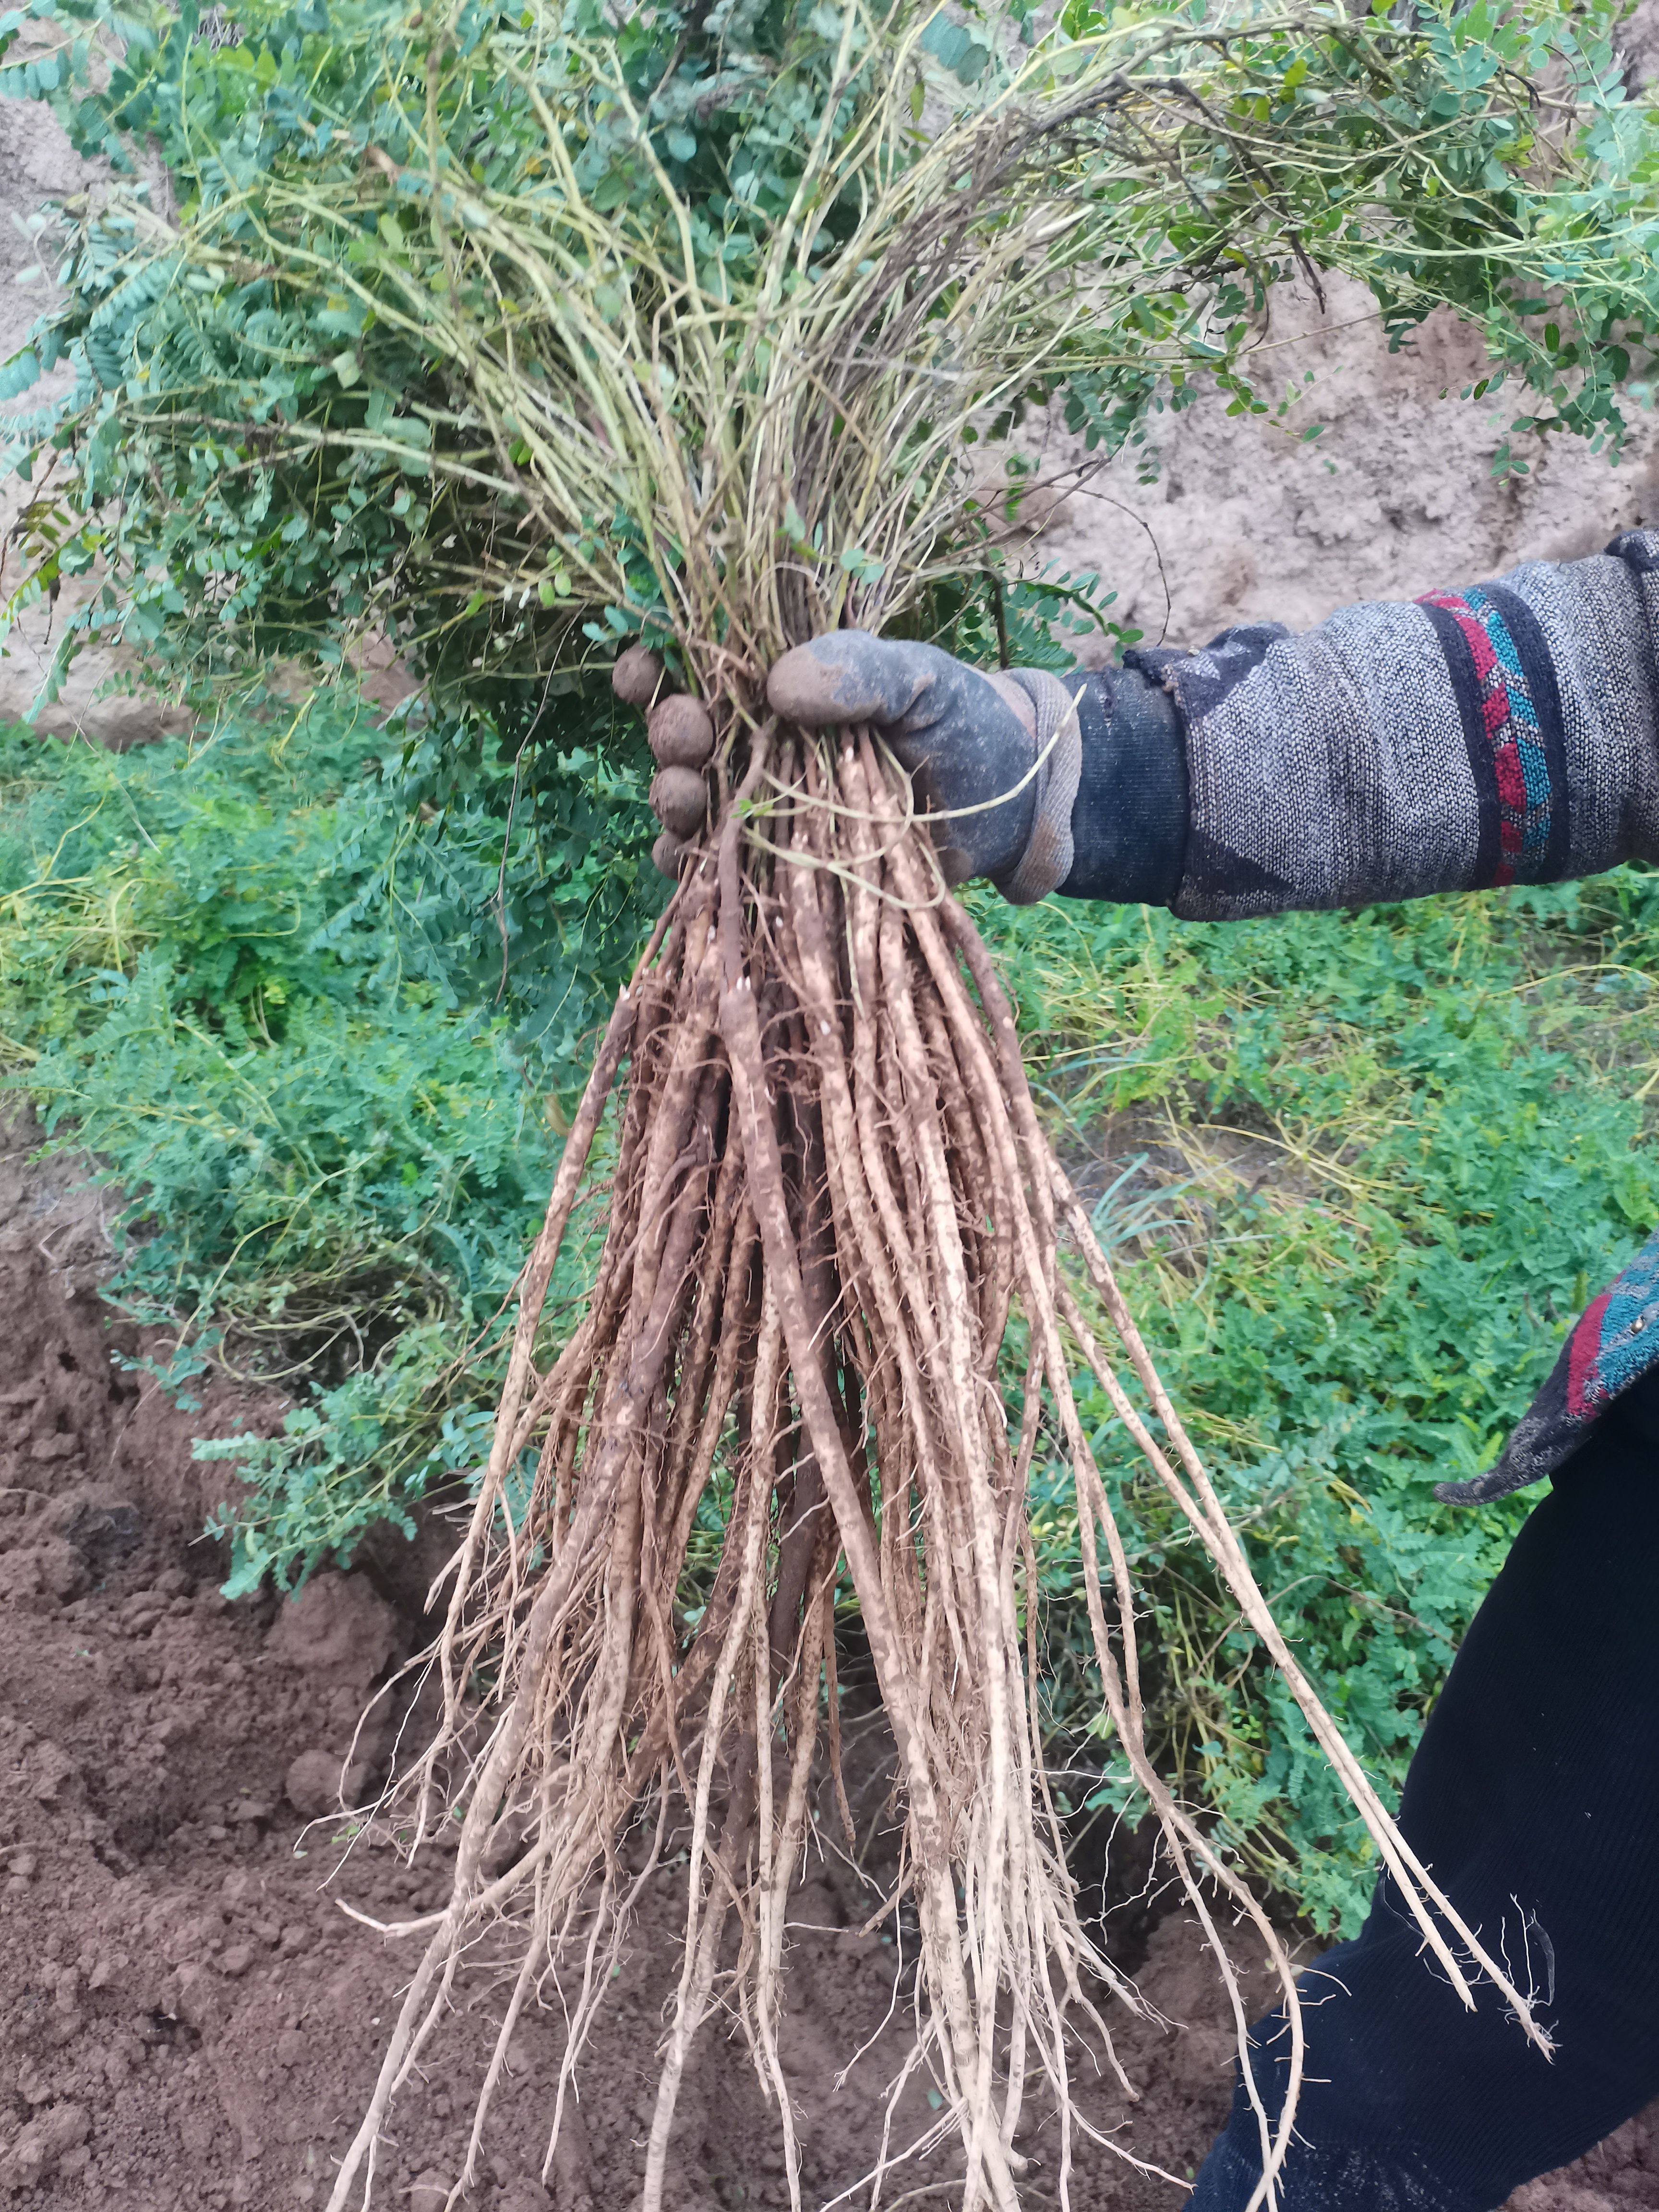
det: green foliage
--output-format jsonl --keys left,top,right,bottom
{"left": 4, "top": 0, "right": 1659, "bottom": 718}
{"left": 0, "top": 688, "right": 658, "bottom": 1590}
{"left": 5, "top": 696, "right": 1659, "bottom": 1930}
{"left": 983, "top": 872, "right": 1659, "bottom": 1931}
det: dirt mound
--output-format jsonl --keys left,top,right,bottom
{"left": 1511, "top": 2114, "right": 1659, "bottom": 2212}
{"left": 0, "top": 1120, "right": 1654, "bottom": 2210}
{"left": 1025, "top": 267, "right": 1659, "bottom": 658}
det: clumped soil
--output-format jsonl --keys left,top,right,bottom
{"left": 0, "top": 1106, "right": 1652, "bottom": 2212}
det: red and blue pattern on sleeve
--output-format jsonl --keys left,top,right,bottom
{"left": 1438, "top": 1230, "right": 1659, "bottom": 1503}
{"left": 1417, "top": 584, "right": 1571, "bottom": 889}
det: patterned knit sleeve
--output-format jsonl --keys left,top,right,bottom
{"left": 1120, "top": 529, "right": 1659, "bottom": 923}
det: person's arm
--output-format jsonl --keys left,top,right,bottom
{"left": 748, "top": 529, "right": 1659, "bottom": 915}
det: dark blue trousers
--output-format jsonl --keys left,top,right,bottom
{"left": 1190, "top": 1373, "right": 1659, "bottom": 2211}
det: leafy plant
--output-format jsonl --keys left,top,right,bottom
{"left": 0, "top": 685, "right": 656, "bottom": 1588}
{"left": 4, "top": 0, "right": 1659, "bottom": 722}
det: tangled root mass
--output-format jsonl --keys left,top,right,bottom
{"left": 328, "top": 721, "right": 1544, "bottom": 2212}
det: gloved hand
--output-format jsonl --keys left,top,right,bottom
{"left": 766, "top": 633, "right": 1084, "bottom": 901}
{"left": 613, "top": 632, "right": 1078, "bottom": 895}
{"left": 615, "top": 630, "right": 1187, "bottom": 908}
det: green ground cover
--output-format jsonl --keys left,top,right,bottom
{"left": 3, "top": 694, "right": 1656, "bottom": 1932}
{"left": 0, "top": 689, "right": 659, "bottom": 1588}
{"left": 985, "top": 876, "right": 1659, "bottom": 1928}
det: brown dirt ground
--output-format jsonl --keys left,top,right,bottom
{"left": 0, "top": 1105, "right": 1656, "bottom": 2212}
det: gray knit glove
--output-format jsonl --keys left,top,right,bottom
{"left": 767, "top": 634, "right": 1085, "bottom": 902}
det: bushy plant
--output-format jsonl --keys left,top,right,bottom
{"left": 4, "top": 0, "right": 1659, "bottom": 718}
{"left": 0, "top": 685, "right": 658, "bottom": 1587}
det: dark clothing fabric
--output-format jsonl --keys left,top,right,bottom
{"left": 1057, "top": 664, "right": 1188, "bottom": 906}
{"left": 1109, "top": 536, "right": 1659, "bottom": 926}
{"left": 1189, "top": 1370, "right": 1659, "bottom": 2212}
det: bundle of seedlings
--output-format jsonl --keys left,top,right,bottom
{"left": 9, "top": 0, "right": 1658, "bottom": 2203}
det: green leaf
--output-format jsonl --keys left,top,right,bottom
{"left": 0, "top": 346, "right": 40, "bottom": 402}
{"left": 919, "top": 15, "right": 987, "bottom": 84}
{"left": 839, "top": 543, "right": 886, "bottom": 584}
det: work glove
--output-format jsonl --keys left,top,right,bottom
{"left": 615, "top": 632, "right": 1189, "bottom": 907}
{"left": 766, "top": 633, "right": 1083, "bottom": 902}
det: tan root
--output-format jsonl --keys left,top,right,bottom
{"left": 325, "top": 721, "right": 1546, "bottom": 2212}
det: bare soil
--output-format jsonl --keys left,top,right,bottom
{"left": 1, "top": 1123, "right": 1657, "bottom": 2211}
